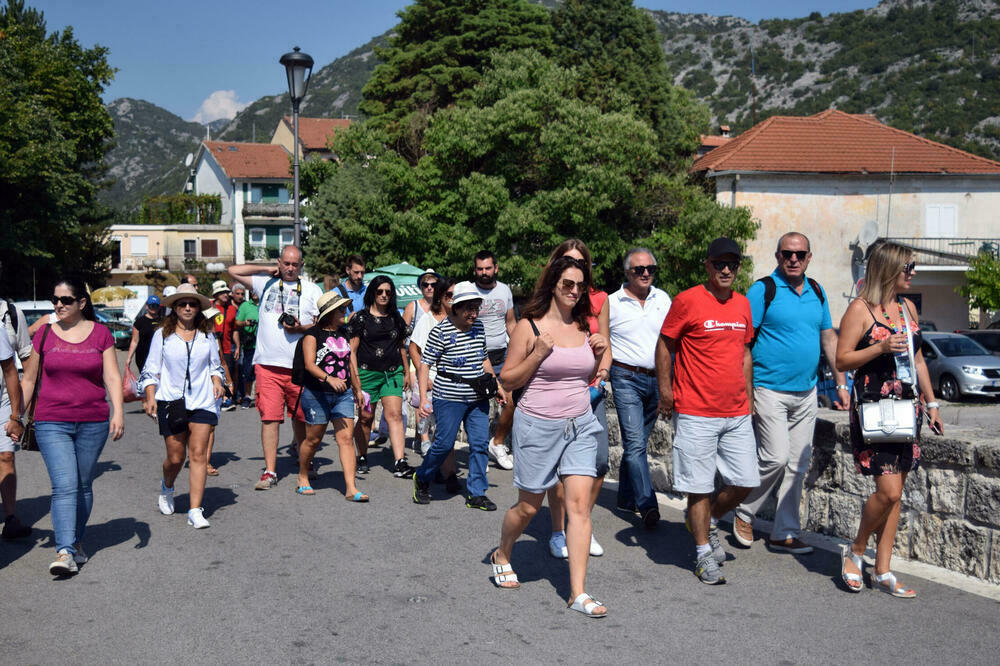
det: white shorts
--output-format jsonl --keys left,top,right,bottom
{"left": 0, "top": 391, "right": 14, "bottom": 453}
{"left": 672, "top": 413, "right": 759, "bottom": 494}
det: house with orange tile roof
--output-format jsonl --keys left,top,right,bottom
{"left": 692, "top": 110, "right": 1000, "bottom": 330}
{"left": 271, "top": 116, "right": 352, "bottom": 160}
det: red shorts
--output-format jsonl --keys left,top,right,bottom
{"left": 255, "top": 364, "right": 305, "bottom": 422}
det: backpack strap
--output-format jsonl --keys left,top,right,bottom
{"left": 749, "top": 277, "right": 776, "bottom": 349}
{"left": 807, "top": 277, "right": 825, "bottom": 305}
{"left": 2, "top": 299, "right": 18, "bottom": 334}
{"left": 337, "top": 283, "right": 354, "bottom": 312}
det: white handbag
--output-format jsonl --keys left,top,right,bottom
{"left": 857, "top": 301, "right": 918, "bottom": 444}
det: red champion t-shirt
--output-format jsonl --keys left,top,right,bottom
{"left": 659, "top": 284, "right": 754, "bottom": 418}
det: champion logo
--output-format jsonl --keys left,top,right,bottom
{"left": 703, "top": 319, "right": 746, "bottom": 331}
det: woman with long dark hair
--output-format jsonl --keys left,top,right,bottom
{"left": 408, "top": 277, "right": 456, "bottom": 463}
{"left": 348, "top": 275, "right": 414, "bottom": 478}
{"left": 490, "top": 256, "right": 609, "bottom": 617}
{"left": 140, "top": 284, "right": 225, "bottom": 529}
{"left": 836, "top": 241, "right": 943, "bottom": 597}
{"left": 20, "top": 277, "right": 124, "bottom": 575}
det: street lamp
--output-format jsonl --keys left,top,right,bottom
{"left": 279, "top": 46, "right": 313, "bottom": 247}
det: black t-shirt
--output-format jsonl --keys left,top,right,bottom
{"left": 133, "top": 314, "right": 160, "bottom": 372}
{"left": 348, "top": 308, "right": 406, "bottom": 372}
{"left": 303, "top": 324, "right": 352, "bottom": 392}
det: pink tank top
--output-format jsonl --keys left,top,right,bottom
{"left": 518, "top": 341, "right": 594, "bottom": 420}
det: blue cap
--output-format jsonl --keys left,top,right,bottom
{"left": 147, "top": 295, "right": 161, "bottom": 306}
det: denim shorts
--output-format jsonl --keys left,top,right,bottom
{"left": 512, "top": 408, "right": 600, "bottom": 494}
{"left": 672, "top": 413, "right": 760, "bottom": 494}
{"left": 300, "top": 386, "right": 355, "bottom": 424}
{"left": 156, "top": 402, "right": 219, "bottom": 437}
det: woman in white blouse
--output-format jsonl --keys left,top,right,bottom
{"left": 140, "top": 284, "right": 225, "bottom": 529}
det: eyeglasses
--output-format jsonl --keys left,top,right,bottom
{"left": 51, "top": 296, "right": 78, "bottom": 306}
{"left": 629, "top": 265, "right": 657, "bottom": 276}
{"left": 902, "top": 261, "right": 917, "bottom": 276}
{"left": 175, "top": 300, "right": 199, "bottom": 309}
{"left": 711, "top": 260, "right": 741, "bottom": 272}
{"left": 420, "top": 281, "right": 437, "bottom": 289}
{"left": 780, "top": 250, "right": 809, "bottom": 261}
{"left": 558, "top": 278, "right": 586, "bottom": 293}
{"left": 458, "top": 303, "right": 481, "bottom": 312}
{"left": 375, "top": 288, "right": 392, "bottom": 296}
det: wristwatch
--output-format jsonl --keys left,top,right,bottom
{"left": 925, "top": 401, "right": 940, "bottom": 409}
{"left": 835, "top": 384, "right": 849, "bottom": 391}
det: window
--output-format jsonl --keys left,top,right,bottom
{"left": 201, "top": 239, "right": 219, "bottom": 257}
{"left": 279, "top": 228, "right": 294, "bottom": 247}
{"left": 131, "top": 235, "right": 148, "bottom": 256}
{"left": 249, "top": 228, "right": 266, "bottom": 247}
{"left": 926, "top": 204, "right": 957, "bottom": 237}
{"left": 261, "top": 184, "right": 280, "bottom": 203}
{"left": 110, "top": 240, "right": 121, "bottom": 269}
{"left": 184, "top": 239, "right": 197, "bottom": 258}
{"left": 250, "top": 185, "right": 262, "bottom": 203}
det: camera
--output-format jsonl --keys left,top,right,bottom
{"left": 278, "top": 312, "right": 297, "bottom": 328}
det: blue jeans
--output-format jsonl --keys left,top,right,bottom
{"left": 416, "top": 398, "right": 490, "bottom": 496}
{"left": 236, "top": 350, "right": 255, "bottom": 402}
{"left": 35, "top": 421, "right": 110, "bottom": 554}
{"left": 610, "top": 365, "right": 659, "bottom": 512}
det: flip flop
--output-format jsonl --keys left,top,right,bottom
{"left": 206, "top": 466, "right": 220, "bottom": 476}
{"left": 295, "top": 486, "right": 315, "bottom": 495}
{"left": 346, "top": 491, "right": 369, "bottom": 502}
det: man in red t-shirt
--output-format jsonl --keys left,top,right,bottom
{"left": 212, "top": 280, "right": 239, "bottom": 411}
{"left": 655, "top": 237, "right": 760, "bottom": 585}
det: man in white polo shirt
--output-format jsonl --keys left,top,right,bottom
{"left": 608, "top": 247, "right": 672, "bottom": 529}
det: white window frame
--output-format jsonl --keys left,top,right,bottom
{"left": 131, "top": 235, "right": 148, "bottom": 256}
{"left": 248, "top": 227, "right": 266, "bottom": 248}
{"left": 279, "top": 228, "right": 294, "bottom": 247}
{"left": 183, "top": 239, "right": 197, "bottom": 257}
{"left": 925, "top": 204, "right": 958, "bottom": 238}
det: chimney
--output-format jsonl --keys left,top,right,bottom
{"left": 720, "top": 125, "right": 731, "bottom": 138}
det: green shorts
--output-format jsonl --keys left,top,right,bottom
{"left": 358, "top": 367, "right": 405, "bottom": 402}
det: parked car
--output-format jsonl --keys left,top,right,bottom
{"left": 954, "top": 330, "right": 1000, "bottom": 357}
{"left": 920, "top": 332, "right": 1000, "bottom": 401}
{"left": 13, "top": 300, "right": 132, "bottom": 350}
{"left": 816, "top": 356, "right": 853, "bottom": 409}
{"left": 919, "top": 320, "right": 938, "bottom": 332}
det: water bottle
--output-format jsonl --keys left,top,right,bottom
{"left": 417, "top": 401, "right": 433, "bottom": 434}
{"left": 590, "top": 380, "right": 607, "bottom": 406}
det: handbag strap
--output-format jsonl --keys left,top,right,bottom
{"left": 899, "top": 297, "right": 917, "bottom": 386}
{"left": 25, "top": 324, "right": 51, "bottom": 421}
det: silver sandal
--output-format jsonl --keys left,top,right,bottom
{"left": 840, "top": 544, "right": 864, "bottom": 593}
{"left": 872, "top": 571, "right": 916, "bottom": 598}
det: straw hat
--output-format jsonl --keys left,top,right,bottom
{"left": 316, "top": 291, "right": 352, "bottom": 321}
{"left": 161, "top": 283, "right": 211, "bottom": 310}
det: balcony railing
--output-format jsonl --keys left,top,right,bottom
{"left": 243, "top": 202, "right": 294, "bottom": 219}
{"left": 112, "top": 254, "right": 234, "bottom": 272}
{"left": 885, "top": 237, "right": 1000, "bottom": 266}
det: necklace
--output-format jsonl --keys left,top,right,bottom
{"left": 879, "top": 301, "right": 907, "bottom": 334}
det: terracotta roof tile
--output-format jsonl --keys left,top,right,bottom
{"left": 691, "top": 110, "right": 1000, "bottom": 175}
{"left": 283, "top": 116, "right": 352, "bottom": 151}
{"left": 700, "top": 135, "right": 731, "bottom": 148}
{"left": 203, "top": 141, "right": 291, "bottom": 179}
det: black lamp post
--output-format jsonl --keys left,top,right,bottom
{"left": 279, "top": 46, "right": 313, "bottom": 247}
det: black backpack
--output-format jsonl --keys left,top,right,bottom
{"left": 749, "top": 275, "right": 825, "bottom": 348}
{"left": 291, "top": 335, "right": 308, "bottom": 386}
{"left": 1, "top": 299, "right": 19, "bottom": 335}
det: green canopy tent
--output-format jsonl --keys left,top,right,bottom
{"left": 364, "top": 261, "right": 429, "bottom": 308}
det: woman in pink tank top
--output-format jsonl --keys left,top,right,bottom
{"left": 489, "top": 256, "right": 611, "bottom": 618}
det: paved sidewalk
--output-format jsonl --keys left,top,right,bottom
{"left": 1, "top": 404, "right": 998, "bottom": 663}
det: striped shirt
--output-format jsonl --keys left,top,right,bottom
{"left": 422, "top": 318, "right": 487, "bottom": 402}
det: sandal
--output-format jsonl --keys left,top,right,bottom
{"left": 206, "top": 466, "right": 219, "bottom": 477}
{"left": 490, "top": 551, "right": 520, "bottom": 590}
{"left": 841, "top": 544, "right": 864, "bottom": 593}
{"left": 872, "top": 571, "right": 916, "bottom": 598}
{"left": 568, "top": 593, "right": 607, "bottom": 618}
{"left": 295, "top": 486, "right": 315, "bottom": 495}
{"left": 345, "top": 491, "right": 369, "bottom": 502}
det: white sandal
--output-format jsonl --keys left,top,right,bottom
{"left": 872, "top": 571, "right": 916, "bottom": 598}
{"left": 568, "top": 593, "right": 607, "bottom": 618}
{"left": 840, "top": 544, "right": 864, "bottom": 593}
{"left": 490, "top": 551, "right": 520, "bottom": 590}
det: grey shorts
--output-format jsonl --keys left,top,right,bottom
{"left": 512, "top": 408, "right": 601, "bottom": 494}
{"left": 0, "top": 392, "right": 13, "bottom": 454}
{"left": 672, "top": 413, "right": 760, "bottom": 494}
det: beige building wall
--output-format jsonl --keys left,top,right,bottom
{"left": 270, "top": 121, "right": 297, "bottom": 158}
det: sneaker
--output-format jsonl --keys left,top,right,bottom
{"left": 221, "top": 399, "right": 236, "bottom": 412}
{"left": 413, "top": 475, "right": 431, "bottom": 505}
{"left": 694, "top": 552, "right": 726, "bottom": 585}
{"left": 393, "top": 459, "right": 415, "bottom": 479}
{"left": 733, "top": 515, "right": 754, "bottom": 547}
{"left": 444, "top": 474, "right": 463, "bottom": 495}
{"left": 72, "top": 543, "right": 89, "bottom": 565}
{"left": 487, "top": 441, "right": 514, "bottom": 470}
{"left": 767, "top": 537, "right": 814, "bottom": 554}
{"left": 254, "top": 471, "right": 277, "bottom": 490}
{"left": 465, "top": 495, "right": 497, "bottom": 511}
{"left": 240, "top": 398, "right": 252, "bottom": 409}
{"left": 356, "top": 456, "right": 369, "bottom": 474}
{"left": 590, "top": 533, "right": 605, "bottom": 557}
{"left": 373, "top": 434, "right": 388, "bottom": 446}
{"left": 49, "top": 549, "right": 78, "bottom": 575}
{"left": 158, "top": 482, "right": 175, "bottom": 515}
{"left": 549, "top": 531, "right": 568, "bottom": 559}
{"left": 187, "top": 507, "right": 210, "bottom": 529}
{"left": 1, "top": 515, "right": 32, "bottom": 540}
{"left": 641, "top": 507, "right": 660, "bottom": 530}
{"left": 708, "top": 525, "right": 727, "bottom": 565}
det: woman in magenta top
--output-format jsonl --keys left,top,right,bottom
{"left": 20, "top": 277, "right": 124, "bottom": 576}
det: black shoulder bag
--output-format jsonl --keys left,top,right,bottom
{"left": 19, "top": 324, "right": 51, "bottom": 451}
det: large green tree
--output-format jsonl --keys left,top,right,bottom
{"left": 359, "top": 0, "right": 553, "bottom": 163}
{"left": 0, "top": 0, "right": 116, "bottom": 297}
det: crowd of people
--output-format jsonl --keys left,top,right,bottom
{"left": 0, "top": 235, "right": 945, "bottom": 612}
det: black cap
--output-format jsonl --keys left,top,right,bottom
{"left": 706, "top": 237, "right": 741, "bottom": 259}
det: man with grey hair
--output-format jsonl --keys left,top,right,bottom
{"left": 608, "top": 247, "right": 672, "bottom": 528}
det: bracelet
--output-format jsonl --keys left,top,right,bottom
{"left": 835, "top": 384, "right": 849, "bottom": 391}
{"left": 925, "top": 401, "right": 940, "bottom": 409}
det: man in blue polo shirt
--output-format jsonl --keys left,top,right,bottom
{"left": 733, "top": 232, "right": 849, "bottom": 554}
{"left": 338, "top": 254, "right": 367, "bottom": 317}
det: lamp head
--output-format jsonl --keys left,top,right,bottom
{"left": 279, "top": 46, "right": 314, "bottom": 107}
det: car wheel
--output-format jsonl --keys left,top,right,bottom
{"left": 817, "top": 394, "right": 832, "bottom": 409}
{"left": 939, "top": 374, "right": 960, "bottom": 402}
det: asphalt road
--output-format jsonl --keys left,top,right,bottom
{"left": 2, "top": 402, "right": 999, "bottom": 664}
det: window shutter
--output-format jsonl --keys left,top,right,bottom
{"left": 201, "top": 239, "right": 219, "bottom": 257}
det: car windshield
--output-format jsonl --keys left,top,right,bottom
{"left": 934, "top": 337, "right": 990, "bottom": 357}
{"left": 969, "top": 334, "right": 1000, "bottom": 352}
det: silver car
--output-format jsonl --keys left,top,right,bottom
{"left": 920, "top": 332, "right": 1000, "bottom": 401}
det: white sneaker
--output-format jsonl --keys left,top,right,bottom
{"left": 49, "top": 549, "right": 78, "bottom": 575}
{"left": 590, "top": 533, "right": 604, "bottom": 557}
{"left": 158, "top": 483, "right": 175, "bottom": 515}
{"left": 72, "top": 543, "right": 89, "bottom": 565}
{"left": 488, "top": 441, "right": 514, "bottom": 470}
{"left": 187, "top": 507, "right": 210, "bottom": 529}
{"left": 549, "top": 531, "right": 568, "bottom": 559}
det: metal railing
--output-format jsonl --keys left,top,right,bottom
{"left": 885, "top": 238, "right": 1000, "bottom": 266}
{"left": 113, "top": 254, "right": 235, "bottom": 272}
{"left": 243, "top": 202, "right": 294, "bottom": 218}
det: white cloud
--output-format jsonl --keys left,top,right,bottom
{"left": 192, "top": 90, "right": 248, "bottom": 124}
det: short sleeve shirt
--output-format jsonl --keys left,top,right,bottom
{"left": 33, "top": 323, "right": 114, "bottom": 422}
{"left": 236, "top": 301, "right": 259, "bottom": 351}
{"left": 132, "top": 314, "right": 160, "bottom": 371}
{"left": 251, "top": 275, "right": 323, "bottom": 369}
{"left": 660, "top": 285, "right": 753, "bottom": 418}
{"left": 474, "top": 282, "right": 513, "bottom": 351}
{"left": 212, "top": 302, "right": 238, "bottom": 355}
{"left": 0, "top": 329, "right": 13, "bottom": 417}
{"left": 348, "top": 309, "right": 407, "bottom": 372}
{"left": 303, "top": 325, "right": 352, "bottom": 391}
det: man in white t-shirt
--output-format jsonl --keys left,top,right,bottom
{"left": 0, "top": 308, "right": 30, "bottom": 540}
{"left": 472, "top": 250, "right": 516, "bottom": 470}
{"left": 229, "top": 245, "right": 322, "bottom": 490}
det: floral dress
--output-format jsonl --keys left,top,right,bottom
{"left": 848, "top": 304, "right": 923, "bottom": 476}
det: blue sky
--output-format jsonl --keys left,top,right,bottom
{"left": 30, "top": 0, "right": 879, "bottom": 123}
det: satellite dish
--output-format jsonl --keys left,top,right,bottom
{"left": 858, "top": 220, "right": 879, "bottom": 248}
{"left": 184, "top": 153, "right": 194, "bottom": 167}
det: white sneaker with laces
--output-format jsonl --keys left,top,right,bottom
{"left": 72, "top": 543, "right": 89, "bottom": 565}
{"left": 488, "top": 441, "right": 514, "bottom": 470}
{"left": 158, "top": 483, "right": 175, "bottom": 515}
{"left": 49, "top": 549, "right": 78, "bottom": 575}
{"left": 549, "top": 531, "right": 568, "bottom": 559}
{"left": 590, "top": 533, "right": 605, "bottom": 557}
{"left": 187, "top": 507, "right": 210, "bottom": 529}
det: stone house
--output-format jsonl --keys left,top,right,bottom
{"left": 692, "top": 110, "right": 1000, "bottom": 330}
{"left": 106, "top": 224, "right": 234, "bottom": 287}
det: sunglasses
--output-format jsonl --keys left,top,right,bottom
{"left": 375, "top": 288, "right": 392, "bottom": 296}
{"left": 51, "top": 296, "right": 78, "bottom": 306}
{"left": 780, "top": 250, "right": 809, "bottom": 261}
{"left": 902, "top": 261, "right": 917, "bottom": 276}
{"left": 175, "top": 300, "right": 200, "bottom": 309}
{"left": 420, "top": 281, "right": 437, "bottom": 289}
{"left": 629, "top": 265, "right": 657, "bottom": 276}
{"left": 444, "top": 292, "right": 455, "bottom": 300}
{"left": 711, "top": 260, "right": 741, "bottom": 272}
{"left": 558, "top": 278, "right": 586, "bottom": 293}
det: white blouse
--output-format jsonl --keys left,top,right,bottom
{"left": 139, "top": 329, "right": 225, "bottom": 414}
